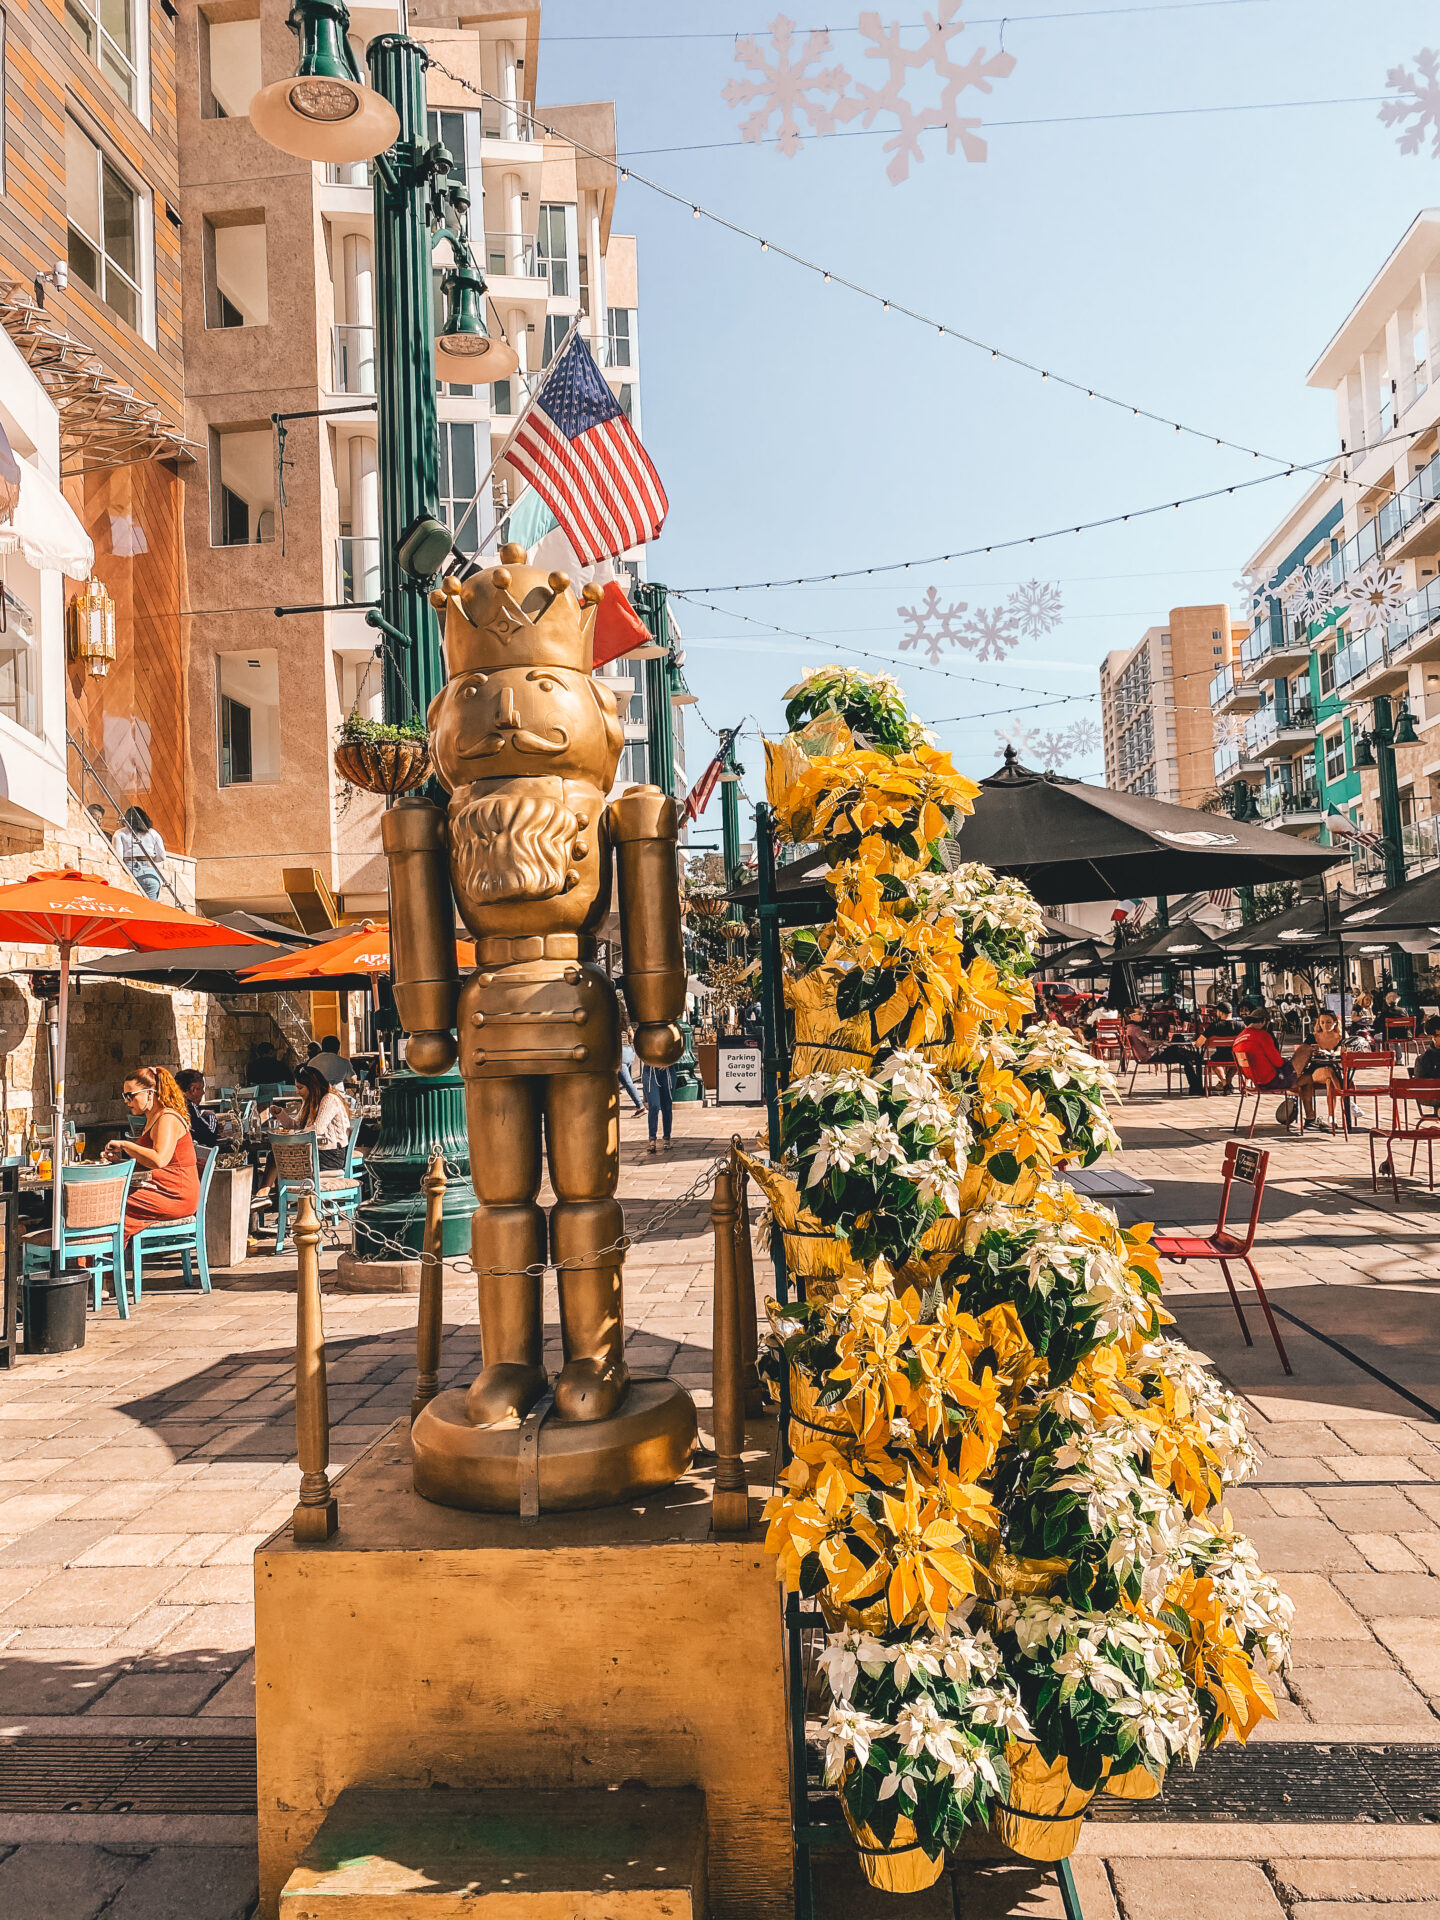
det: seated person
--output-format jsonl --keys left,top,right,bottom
{"left": 174, "top": 1068, "right": 219, "bottom": 1151}
{"left": 1234, "top": 1009, "right": 1327, "bottom": 1130}
{"left": 1199, "top": 1002, "right": 1242, "bottom": 1093}
{"left": 252, "top": 1064, "right": 355, "bottom": 1210}
{"left": 1121, "top": 1008, "right": 1204, "bottom": 1094}
{"left": 308, "top": 1033, "right": 355, "bottom": 1089}
{"left": 1290, "top": 1012, "right": 1347, "bottom": 1121}
{"left": 244, "top": 1039, "right": 286, "bottom": 1088}
{"left": 102, "top": 1066, "right": 202, "bottom": 1238}
{"left": 1415, "top": 1014, "right": 1440, "bottom": 1084}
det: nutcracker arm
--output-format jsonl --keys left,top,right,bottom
{"left": 381, "top": 796, "right": 460, "bottom": 1075}
{"left": 609, "top": 784, "right": 685, "bottom": 1067}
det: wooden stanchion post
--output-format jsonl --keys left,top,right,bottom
{"left": 412, "top": 1152, "right": 448, "bottom": 1420}
{"left": 731, "top": 1146, "right": 764, "bottom": 1418}
{"left": 711, "top": 1163, "right": 749, "bottom": 1534}
{"left": 292, "top": 1192, "right": 337, "bottom": 1542}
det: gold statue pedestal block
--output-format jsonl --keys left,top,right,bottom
{"left": 278, "top": 1785, "right": 707, "bottom": 1918}
{"left": 255, "top": 1418, "right": 790, "bottom": 1920}
{"left": 411, "top": 1379, "right": 698, "bottom": 1513}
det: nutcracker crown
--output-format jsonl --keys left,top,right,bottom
{"left": 432, "top": 544, "right": 601, "bottom": 676}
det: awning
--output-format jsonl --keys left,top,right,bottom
{"left": 0, "top": 425, "right": 93, "bottom": 580}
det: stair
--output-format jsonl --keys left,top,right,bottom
{"left": 278, "top": 1785, "right": 707, "bottom": 1917}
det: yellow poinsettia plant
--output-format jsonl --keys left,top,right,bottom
{"left": 757, "top": 670, "right": 1292, "bottom": 1881}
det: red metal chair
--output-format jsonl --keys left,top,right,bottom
{"left": 1092, "top": 1016, "right": 1124, "bottom": 1065}
{"left": 1384, "top": 1016, "right": 1418, "bottom": 1063}
{"left": 1153, "top": 1142, "right": 1291, "bottom": 1373}
{"left": 1231, "top": 1037, "right": 1309, "bottom": 1138}
{"left": 1330, "top": 1049, "right": 1395, "bottom": 1137}
{"left": 1199, "top": 1032, "right": 1238, "bottom": 1094}
{"left": 1368, "top": 1078, "right": 1440, "bottom": 1200}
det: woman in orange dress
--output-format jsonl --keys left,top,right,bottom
{"left": 102, "top": 1066, "right": 201, "bottom": 1240}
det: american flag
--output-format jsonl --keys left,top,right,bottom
{"left": 504, "top": 334, "right": 668, "bottom": 566}
{"left": 1324, "top": 805, "right": 1383, "bottom": 851}
{"left": 683, "top": 754, "right": 725, "bottom": 824}
{"left": 1208, "top": 888, "right": 1236, "bottom": 909}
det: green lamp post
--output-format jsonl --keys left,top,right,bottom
{"left": 1355, "top": 693, "right": 1420, "bottom": 1008}
{"left": 249, "top": 0, "right": 505, "bottom": 1256}
{"left": 1226, "top": 782, "right": 1263, "bottom": 999}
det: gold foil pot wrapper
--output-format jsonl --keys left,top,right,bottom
{"left": 1102, "top": 1757, "right": 1164, "bottom": 1801}
{"left": 842, "top": 1795, "right": 946, "bottom": 1893}
{"left": 737, "top": 1149, "right": 857, "bottom": 1300}
{"left": 787, "top": 1359, "right": 854, "bottom": 1460}
{"left": 991, "top": 1742, "right": 1094, "bottom": 1862}
{"left": 787, "top": 964, "right": 970, "bottom": 1082}
{"left": 983, "top": 1551, "right": 1071, "bottom": 1603}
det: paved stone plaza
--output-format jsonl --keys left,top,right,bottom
{"left": 0, "top": 1086, "right": 1438, "bottom": 1916}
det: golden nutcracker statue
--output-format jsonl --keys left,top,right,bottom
{"left": 382, "top": 543, "right": 696, "bottom": 1511}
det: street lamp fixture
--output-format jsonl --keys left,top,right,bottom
{"left": 1392, "top": 702, "right": 1421, "bottom": 746}
{"left": 435, "top": 244, "right": 518, "bottom": 386}
{"left": 249, "top": 0, "right": 400, "bottom": 163}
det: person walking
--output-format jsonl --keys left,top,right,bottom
{"left": 642, "top": 1059, "right": 675, "bottom": 1154}
{"left": 112, "top": 807, "right": 167, "bottom": 900}
{"left": 618, "top": 1027, "right": 643, "bottom": 1115}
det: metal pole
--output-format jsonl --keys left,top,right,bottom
{"left": 633, "top": 581, "right": 676, "bottom": 801}
{"left": 49, "top": 942, "right": 71, "bottom": 1276}
{"left": 720, "top": 730, "right": 742, "bottom": 891}
{"left": 1372, "top": 694, "right": 1417, "bottom": 1005}
{"left": 292, "top": 1193, "right": 338, "bottom": 1542}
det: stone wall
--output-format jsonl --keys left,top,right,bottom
{"left": 0, "top": 787, "right": 308, "bottom": 1151}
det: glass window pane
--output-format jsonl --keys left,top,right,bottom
{"left": 67, "top": 227, "right": 100, "bottom": 294}
{"left": 100, "top": 40, "right": 135, "bottom": 108}
{"left": 100, "top": 0, "right": 131, "bottom": 61}
{"left": 66, "top": 120, "right": 100, "bottom": 245}
{"left": 101, "top": 158, "right": 136, "bottom": 278}
{"left": 217, "top": 652, "right": 280, "bottom": 782}
{"left": 103, "top": 266, "right": 137, "bottom": 328}
{"left": 65, "top": 0, "right": 95, "bottom": 59}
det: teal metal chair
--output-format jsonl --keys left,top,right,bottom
{"left": 22, "top": 1161, "right": 136, "bottom": 1318}
{"left": 268, "top": 1124, "right": 363, "bottom": 1253}
{"left": 129, "top": 1143, "right": 220, "bottom": 1303}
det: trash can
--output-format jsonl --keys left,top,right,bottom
{"left": 22, "top": 1270, "right": 88, "bottom": 1354}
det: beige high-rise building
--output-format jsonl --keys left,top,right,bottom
{"left": 1100, "top": 605, "right": 1240, "bottom": 805}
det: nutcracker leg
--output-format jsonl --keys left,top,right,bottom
{"left": 545, "top": 1072, "right": 629, "bottom": 1423}
{"left": 464, "top": 1073, "right": 549, "bottom": 1427}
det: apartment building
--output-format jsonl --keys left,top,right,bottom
{"left": 1100, "top": 605, "right": 1237, "bottom": 806}
{"left": 1211, "top": 211, "right": 1440, "bottom": 891}
{"left": 176, "top": 0, "right": 678, "bottom": 921}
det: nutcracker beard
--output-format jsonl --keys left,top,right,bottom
{"left": 449, "top": 787, "right": 580, "bottom": 904}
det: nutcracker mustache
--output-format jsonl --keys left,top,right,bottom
{"left": 449, "top": 788, "right": 579, "bottom": 902}
{"left": 466, "top": 726, "right": 570, "bottom": 757}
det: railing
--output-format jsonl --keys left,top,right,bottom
{"left": 482, "top": 231, "right": 542, "bottom": 278}
{"left": 1257, "top": 782, "right": 1321, "bottom": 822}
{"left": 1210, "top": 664, "right": 1235, "bottom": 707}
{"left": 337, "top": 535, "right": 381, "bottom": 606}
{"left": 481, "top": 109, "right": 535, "bottom": 141}
{"left": 1350, "top": 816, "right": 1440, "bottom": 886}
{"left": 1330, "top": 446, "right": 1440, "bottom": 584}
{"left": 66, "top": 727, "right": 187, "bottom": 910}
{"left": 1249, "top": 701, "right": 1316, "bottom": 752}
{"left": 331, "top": 324, "right": 375, "bottom": 395}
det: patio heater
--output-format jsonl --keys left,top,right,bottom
{"left": 248, "top": 0, "right": 514, "bottom": 1256}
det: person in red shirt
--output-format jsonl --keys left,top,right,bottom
{"left": 1234, "top": 1009, "right": 1325, "bottom": 1130}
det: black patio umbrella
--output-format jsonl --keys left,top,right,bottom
{"left": 1217, "top": 891, "right": 1356, "bottom": 957}
{"left": 77, "top": 940, "right": 321, "bottom": 993}
{"left": 1039, "top": 910, "right": 1097, "bottom": 944}
{"left": 215, "top": 910, "right": 327, "bottom": 946}
{"left": 1339, "top": 867, "right": 1440, "bottom": 936}
{"left": 1039, "top": 938, "right": 1113, "bottom": 978}
{"left": 1122, "top": 917, "right": 1229, "bottom": 966}
{"left": 948, "top": 750, "right": 1345, "bottom": 904}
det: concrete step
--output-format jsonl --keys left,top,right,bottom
{"left": 278, "top": 1785, "right": 707, "bottom": 1917}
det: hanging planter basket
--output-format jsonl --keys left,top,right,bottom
{"left": 334, "top": 736, "right": 430, "bottom": 797}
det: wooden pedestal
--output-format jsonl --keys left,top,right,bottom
{"left": 255, "top": 1419, "right": 791, "bottom": 1920}
{"left": 206, "top": 1163, "right": 253, "bottom": 1270}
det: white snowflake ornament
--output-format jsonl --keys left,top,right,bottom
{"left": 1006, "top": 578, "right": 1064, "bottom": 640}
{"left": 1344, "top": 560, "right": 1408, "bottom": 635}
{"left": 854, "top": 1, "right": 1017, "bottom": 184}
{"left": 1380, "top": 48, "right": 1440, "bottom": 159}
{"left": 898, "top": 586, "right": 968, "bottom": 664}
{"left": 723, "top": 16, "right": 859, "bottom": 155}
{"left": 1281, "top": 564, "right": 1336, "bottom": 630}
{"left": 995, "top": 720, "right": 1040, "bottom": 758}
{"left": 958, "top": 604, "right": 1020, "bottom": 661}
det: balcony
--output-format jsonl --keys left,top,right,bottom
{"left": 1333, "top": 624, "right": 1407, "bottom": 699}
{"left": 331, "top": 325, "right": 375, "bottom": 396}
{"left": 1211, "top": 662, "right": 1261, "bottom": 714}
{"left": 482, "top": 231, "right": 544, "bottom": 282}
{"left": 1257, "top": 782, "right": 1323, "bottom": 834}
{"left": 1349, "top": 815, "right": 1440, "bottom": 893}
{"left": 1381, "top": 571, "right": 1440, "bottom": 668}
{"left": 337, "top": 535, "right": 380, "bottom": 606}
{"left": 1213, "top": 740, "right": 1263, "bottom": 784}
{"left": 1329, "top": 446, "right": 1440, "bottom": 582}
{"left": 1240, "top": 609, "right": 1311, "bottom": 681}
{"left": 1249, "top": 701, "right": 1317, "bottom": 761}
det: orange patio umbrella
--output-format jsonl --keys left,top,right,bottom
{"left": 237, "top": 918, "right": 475, "bottom": 988}
{"left": 0, "top": 871, "right": 267, "bottom": 1273}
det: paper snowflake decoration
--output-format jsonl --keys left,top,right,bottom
{"left": 1344, "top": 560, "right": 1408, "bottom": 634}
{"left": 897, "top": 585, "right": 968, "bottom": 664}
{"left": 995, "top": 720, "right": 1040, "bottom": 758}
{"left": 1379, "top": 48, "right": 1440, "bottom": 159}
{"left": 1029, "top": 718, "right": 1100, "bottom": 768}
{"left": 1281, "top": 564, "right": 1336, "bottom": 629}
{"left": 1065, "top": 719, "right": 1100, "bottom": 758}
{"left": 1006, "top": 577, "right": 1063, "bottom": 640}
{"left": 854, "top": 1, "right": 1018, "bottom": 184}
{"left": 722, "top": 15, "right": 859, "bottom": 155}
{"left": 1213, "top": 714, "right": 1247, "bottom": 749}
{"left": 1234, "top": 568, "right": 1270, "bottom": 619}
{"left": 1032, "top": 728, "right": 1073, "bottom": 766}
{"left": 957, "top": 604, "right": 1020, "bottom": 661}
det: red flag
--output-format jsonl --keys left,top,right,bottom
{"left": 592, "top": 580, "right": 653, "bottom": 669}
{"left": 683, "top": 755, "right": 725, "bottom": 823}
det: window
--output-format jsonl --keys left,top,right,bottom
{"left": 426, "top": 109, "right": 482, "bottom": 219}
{"left": 211, "top": 428, "right": 276, "bottom": 546}
{"left": 0, "top": 579, "right": 39, "bottom": 736}
{"left": 438, "top": 421, "right": 480, "bottom": 551}
{"left": 66, "top": 0, "right": 139, "bottom": 113}
{"left": 607, "top": 308, "right": 633, "bottom": 368}
{"left": 542, "top": 313, "right": 569, "bottom": 366}
{"left": 616, "top": 382, "right": 634, "bottom": 421}
{"left": 537, "top": 204, "right": 572, "bottom": 297}
{"left": 204, "top": 215, "right": 267, "bottom": 328}
{"left": 217, "top": 651, "right": 280, "bottom": 784}
{"left": 67, "top": 119, "right": 144, "bottom": 331}
{"left": 1324, "top": 730, "right": 1346, "bottom": 784}
{"left": 1318, "top": 647, "right": 1336, "bottom": 699}
{"left": 202, "top": 15, "right": 261, "bottom": 120}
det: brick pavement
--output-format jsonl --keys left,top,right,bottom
{"left": 0, "top": 1088, "right": 1437, "bottom": 1915}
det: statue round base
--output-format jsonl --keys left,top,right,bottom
{"left": 411, "top": 1380, "right": 698, "bottom": 1514}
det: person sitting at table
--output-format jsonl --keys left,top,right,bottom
{"left": 251, "top": 1063, "right": 354, "bottom": 1208}
{"left": 1200, "top": 1003, "right": 1242, "bottom": 1093}
{"left": 1234, "top": 1008, "right": 1328, "bottom": 1131}
{"left": 174, "top": 1068, "right": 219, "bottom": 1151}
{"left": 102, "top": 1066, "right": 202, "bottom": 1239}
{"left": 308, "top": 1033, "right": 355, "bottom": 1089}
{"left": 244, "top": 1038, "right": 285, "bottom": 1088}
{"left": 1121, "top": 1008, "right": 1204, "bottom": 1094}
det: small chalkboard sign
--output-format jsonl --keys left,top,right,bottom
{"left": 1232, "top": 1145, "right": 1262, "bottom": 1184}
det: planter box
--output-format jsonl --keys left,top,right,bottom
{"left": 206, "top": 1163, "right": 254, "bottom": 1271}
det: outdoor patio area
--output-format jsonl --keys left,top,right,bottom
{"left": 0, "top": 1087, "right": 1437, "bottom": 1917}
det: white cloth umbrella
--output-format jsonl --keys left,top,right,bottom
{"left": 0, "top": 455, "right": 93, "bottom": 580}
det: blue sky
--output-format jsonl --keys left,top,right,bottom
{"left": 539, "top": 0, "right": 1438, "bottom": 835}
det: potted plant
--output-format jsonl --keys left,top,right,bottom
{"left": 333, "top": 713, "right": 430, "bottom": 797}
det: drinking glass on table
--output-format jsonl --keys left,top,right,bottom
{"left": 72, "top": 1132, "right": 86, "bottom": 1161}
